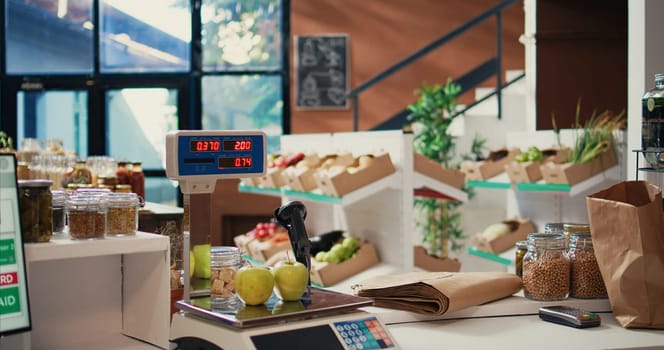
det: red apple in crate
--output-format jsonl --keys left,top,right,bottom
{"left": 272, "top": 259, "right": 309, "bottom": 301}
{"left": 235, "top": 266, "right": 275, "bottom": 306}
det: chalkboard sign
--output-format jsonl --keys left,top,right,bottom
{"left": 295, "top": 34, "right": 349, "bottom": 110}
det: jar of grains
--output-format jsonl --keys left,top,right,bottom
{"left": 515, "top": 240, "right": 528, "bottom": 277}
{"left": 66, "top": 195, "right": 107, "bottom": 239}
{"left": 210, "top": 246, "right": 245, "bottom": 309}
{"left": 543, "top": 222, "right": 564, "bottom": 235}
{"left": 51, "top": 190, "right": 67, "bottom": 233}
{"left": 568, "top": 232, "right": 607, "bottom": 299}
{"left": 522, "top": 233, "right": 570, "bottom": 301}
{"left": 106, "top": 192, "right": 140, "bottom": 236}
{"left": 18, "top": 179, "right": 53, "bottom": 243}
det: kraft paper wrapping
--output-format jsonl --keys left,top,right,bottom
{"left": 351, "top": 271, "right": 522, "bottom": 315}
{"left": 586, "top": 180, "right": 664, "bottom": 329}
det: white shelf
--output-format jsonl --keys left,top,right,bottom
{"left": 23, "top": 231, "right": 170, "bottom": 350}
{"left": 413, "top": 172, "right": 468, "bottom": 202}
{"left": 24, "top": 231, "right": 169, "bottom": 262}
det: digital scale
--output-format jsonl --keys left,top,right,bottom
{"left": 165, "top": 130, "right": 399, "bottom": 350}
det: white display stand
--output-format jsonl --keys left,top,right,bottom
{"left": 241, "top": 130, "right": 467, "bottom": 274}
{"left": 21, "top": 232, "right": 170, "bottom": 350}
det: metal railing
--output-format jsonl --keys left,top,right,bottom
{"left": 346, "top": 0, "right": 519, "bottom": 131}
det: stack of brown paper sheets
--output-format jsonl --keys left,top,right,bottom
{"left": 352, "top": 271, "right": 522, "bottom": 315}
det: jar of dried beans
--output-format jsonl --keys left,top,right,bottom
{"left": 106, "top": 192, "right": 140, "bottom": 236}
{"left": 210, "top": 246, "right": 244, "bottom": 310}
{"left": 66, "top": 195, "right": 107, "bottom": 239}
{"left": 522, "top": 233, "right": 570, "bottom": 301}
{"left": 568, "top": 232, "right": 607, "bottom": 299}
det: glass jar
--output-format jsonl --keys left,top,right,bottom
{"left": 64, "top": 160, "right": 93, "bottom": 187}
{"left": 51, "top": 190, "right": 67, "bottom": 233}
{"left": 18, "top": 179, "right": 53, "bottom": 243}
{"left": 544, "top": 222, "right": 564, "bottom": 235}
{"left": 210, "top": 246, "right": 245, "bottom": 309}
{"left": 129, "top": 162, "right": 145, "bottom": 199}
{"left": 515, "top": 240, "right": 528, "bottom": 277}
{"left": 568, "top": 232, "right": 607, "bottom": 299}
{"left": 115, "top": 184, "right": 132, "bottom": 193}
{"left": 106, "top": 193, "right": 140, "bottom": 236}
{"left": 522, "top": 233, "right": 570, "bottom": 301}
{"left": 642, "top": 73, "right": 664, "bottom": 169}
{"left": 563, "top": 223, "right": 590, "bottom": 249}
{"left": 66, "top": 195, "right": 107, "bottom": 239}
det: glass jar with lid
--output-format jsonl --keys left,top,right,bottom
{"left": 544, "top": 222, "right": 564, "bottom": 235}
{"left": 568, "top": 232, "right": 607, "bottom": 299}
{"left": 106, "top": 192, "right": 140, "bottom": 236}
{"left": 66, "top": 195, "right": 107, "bottom": 239}
{"left": 522, "top": 233, "right": 570, "bottom": 301}
{"left": 210, "top": 246, "right": 245, "bottom": 309}
{"left": 18, "top": 179, "right": 53, "bottom": 243}
{"left": 51, "top": 190, "right": 67, "bottom": 233}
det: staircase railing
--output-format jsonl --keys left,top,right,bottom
{"left": 346, "top": 0, "right": 519, "bottom": 131}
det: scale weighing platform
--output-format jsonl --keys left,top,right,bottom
{"left": 165, "top": 130, "right": 399, "bottom": 350}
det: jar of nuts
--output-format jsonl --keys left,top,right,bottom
{"left": 106, "top": 192, "right": 140, "bottom": 236}
{"left": 66, "top": 195, "right": 107, "bottom": 239}
{"left": 568, "top": 232, "right": 607, "bottom": 299}
{"left": 210, "top": 246, "right": 245, "bottom": 309}
{"left": 522, "top": 233, "right": 570, "bottom": 301}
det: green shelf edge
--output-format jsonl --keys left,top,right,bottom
{"left": 467, "top": 247, "right": 512, "bottom": 266}
{"left": 238, "top": 183, "right": 281, "bottom": 196}
{"left": 238, "top": 184, "right": 342, "bottom": 205}
{"left": 516, "top": 182, "right": 571, "bottom": 192}
{"left": 466, "top": 180, "right": 512, "bottom": 189}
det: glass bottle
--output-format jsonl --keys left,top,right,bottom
{"left": 51, "top": 190, "right": 67, "bottom": 233}
{"left": 522, "top": 233, "right": 570, "bottom": 301}
{"left": 642, "top": 73, "right": 664, "bottom": 169}
{"left": 515, "top": 240, "right": 528, "bottom": 277}
{"left": 568, "top": 232, "right": 607, "bottom": 299}
{"left": 18, "top": 179, "right": 53, "bottom": 243}
{"left": 129, "top": 162, "right": 145, "bottom": 199}
{"left": 106, "top": 192, "right": 140, "bottom": 236}
{"left": 116, "top": 161, "right": 130, "bottom": 185}
{"left": 210, "top": 246, "right": 244, "bottom": 309}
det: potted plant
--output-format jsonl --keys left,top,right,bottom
{"left": 407, "top": 79, "right": 470, "bottom": 271}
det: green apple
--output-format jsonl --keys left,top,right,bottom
{"left": 341, "top": 236, "right": 361, "bottom": 252}
{"left": 235, "top": 266, "right": 275, "bottom": 306}
{"left": 272, "top": 260, "right": 309, "bottom": 301}
{"left": 192, "top": 244, "right": 211, "bottom": 279}
{"left": 272, "top": 300, "right": 306, "bottom": 315}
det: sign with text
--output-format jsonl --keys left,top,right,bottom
{"left": 0, "top": 154, "right": 31, "bottom": 335}
{"left": 295, "top": 34, "right": 350, "bottom": 110}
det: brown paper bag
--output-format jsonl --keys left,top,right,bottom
{"left": 586, "top": 180, "right": 664, "bottom": 329}
{"left": 351, "top": 271, "right": 522, "bottom": 315}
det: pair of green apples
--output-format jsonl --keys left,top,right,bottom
{"left": 235, "top": 260, "right": 309, "bottom": 306}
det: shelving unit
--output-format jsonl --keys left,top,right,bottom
{"left": 23, "top": 232, "right": 170, "bottom": 350}
{"left": 239, "top": 130, "right": 467, "bottom": 274}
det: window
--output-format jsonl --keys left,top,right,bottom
{"left": 1, "top": 0, "right": 289, "bottom": 205}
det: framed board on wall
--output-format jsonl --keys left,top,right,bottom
{"left": 295, "top": 34, "right": 349, "bottom": 110}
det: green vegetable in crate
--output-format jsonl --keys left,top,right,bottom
{"left": 515, "top": 147, "right": 544, "bottom": 163}
{"left": 314, "top": 236, "right": 362, "bottom": 264}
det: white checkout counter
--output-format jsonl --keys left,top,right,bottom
{"left": 329, "top": 264, "right": 664, "bottom": 350}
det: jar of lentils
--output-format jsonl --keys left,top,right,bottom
{"left": 66, "top": 195, "right": 107, "bottom": 239}
{"left": 522, "top": 233, "right": 570, "bottom": 301}
{"left": 210, "top": 246, "right": 244, "bottom": 309}
{"left": 106, "top": 192, "right": 140, "bottom": 236}
{"left": 568, "top": 232, "right": 607, "bottom": 299}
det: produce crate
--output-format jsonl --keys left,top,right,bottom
{"left": 460, "top": 148, "right": 521, "bottom": 181}
{"left": 282, "top": 166, "right": 318, "bottom": 192}
{"left": 413, "top": 152, "right": 465, "bottom": 190}
{"left": 413, "top": 246, "right": 461, "bottom": 272}
{"left": 471, "top": 217, "right": 536, "bottom": 254}
{"left": 258, "top": 167, "right": 287, "bottom": 188}
{"left": 540, "top": 148, "right": 617, "bottom": 185}
{"left": 234, "top": 232, "right": 291, "bottom": 263}
{"left": 310, "top": 242, "right": 380, "bottom": 286}
{"left": 313, "top": 153, "right": 396, "bottom": 197}
{"left": 505, "top": 161, "right": 543, "bottom": 183}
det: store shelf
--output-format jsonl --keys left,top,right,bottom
{"left": 467, "top": 247, "right": 513, "bottom": 266}
{"left": 466, "top": 173, "right": 513, "bottom": 189}
{"left": 24, "top": 231, "right": 169, "bottom": 262}
{"left": 24, "top": 232, "right": 170, "bottom": 350}
{"left": 413, "top": 173, "right": 468, "bottom": 202}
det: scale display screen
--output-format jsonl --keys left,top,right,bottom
{"left": 166, "top": 130, "right": 266, "bottom": 179}
{"left": 0, "top": 154, "right": 32, "bottom": 336}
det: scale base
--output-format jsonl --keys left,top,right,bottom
{"left": 170, "top": 310, "right": 399, "bottom": 350}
